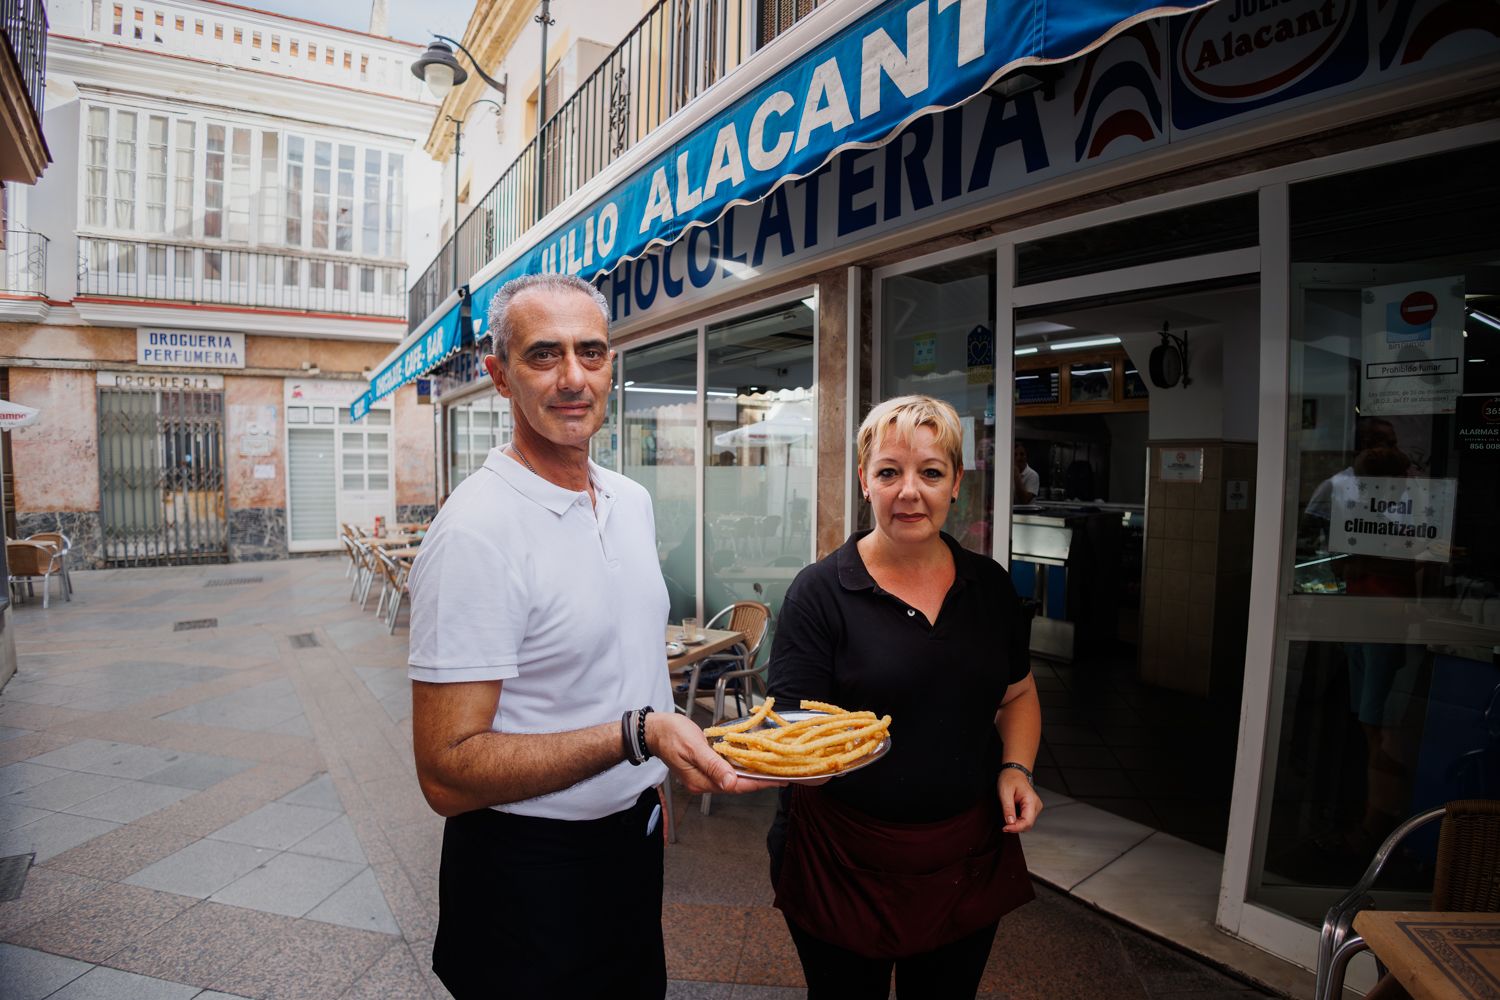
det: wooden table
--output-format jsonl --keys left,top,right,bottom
{"left": 1353, "top": 911, "right": 1500, "bottom": 1000}
{"left": 385, "top": 547, "right": 422, "bottom": 562}
{"left": 667, "top": 626, "right": 745, "bottom": 723}
{"left": 366, "top": 534, "right": 422, "bottom": 548}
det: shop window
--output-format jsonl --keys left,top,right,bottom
{"left": 1068, "top": 362, "right": 1112, "bottom": 403}
{"left": 1016, "top": 194, "right": 1257, "bottom": 286}
{"left": 1014, "top": 367, "right": 1059, "bottom": 405}
{"left": 1250, "top": 142, "right": 1500, "bottom": 928}
{"left": 624, "top": 333, "right": 700, "bottom": 620}
{"left": 880, "top": 253, "right": 998, "bottom": 554}
{"left": 704, "top": 299, "right": 816, "bottom": 654}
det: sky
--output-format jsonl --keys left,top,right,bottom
{"left": 248, "top": 0, "right": 478, "bottom": 45}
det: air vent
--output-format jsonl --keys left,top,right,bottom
{"left": 173, "top": 618, "right": 219, "bottom": 632}
{"left": 204, "top": 577, "right": 263, "bottom": 588}
{"left": 289, "top": 633, "right": 319, "bottom": 649}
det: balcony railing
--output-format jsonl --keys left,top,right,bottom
{"left": 408, "top": 0, "right": 825, "bottom": 330}
{"left": 78, "top": 237, "right": 406, "bottom": 318}
{"left": 1, "top": 0, "right": 47, "bottom": 129}
{"left": 2, "top": 228, "right": 46, "bottom": 295}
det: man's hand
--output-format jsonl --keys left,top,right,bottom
{"left": 645, "top": 711, "right": 785, "bottom": 795}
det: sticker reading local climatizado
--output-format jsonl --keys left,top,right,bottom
{"left": 1327, "top": 476, "right": 1456, "bottom": 563}
{"left": 1360, "top": 278, "right": 1463, "bottom": 416}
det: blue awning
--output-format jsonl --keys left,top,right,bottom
{"left": 350, "top": 299, "right": 464, "bottom": 421}
{"left": 351, "top": 0, "right": 1213, "bottom": 419}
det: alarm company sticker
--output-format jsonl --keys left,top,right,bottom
{"left": 1456, "top": 394, "right": 1500, "bottom": 457}
{"left": 1360, "top": 277, "right": 1464, "bottom": 416}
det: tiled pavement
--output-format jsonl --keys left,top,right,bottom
{"left": 0, "top": 558, "right": 1278, "bottom": 999}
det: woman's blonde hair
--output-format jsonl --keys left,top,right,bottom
{"left": 856, "top": 395, "right": 964, "bottom": 472}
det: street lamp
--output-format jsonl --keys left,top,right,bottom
{"left": 412, "top": 37, "right": 508, "bottom": 289}
{"left": 411, "top": 36, "right": 507, "bottom": 102}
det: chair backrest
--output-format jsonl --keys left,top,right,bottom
{"left": 28, "top": 532, "right": 69, "bottom": 556}
{"left": 1432, "top": 798, "right": 1500, "bottom": 912}
{"left": 6, "top": 542, "right": 50, "bottom": 576}
{"left": 706, "top": 600, "right": 772, "bottom": 661}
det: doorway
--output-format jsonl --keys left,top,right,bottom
{"left": 1010, "top": 282, "right": 1259, "bottom": 852}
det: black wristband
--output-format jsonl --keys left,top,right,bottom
{"left": 999, "top": 761, "right": 1034, "bottom": 785}
{"left": 635, "top": 706, "right": 654, "bottom": 764}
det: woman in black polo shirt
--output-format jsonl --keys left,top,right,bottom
{"left": 766, "top": 394, "right": 1043, "bottom": 999}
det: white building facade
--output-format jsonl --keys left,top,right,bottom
{"left": 1, "top": 0, "right": 444, "bottom": 565}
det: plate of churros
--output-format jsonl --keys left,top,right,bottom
{"left": 706, "top": 697, "right": 892, "bottom": 782}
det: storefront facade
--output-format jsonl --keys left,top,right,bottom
{"left": 381, "top": 0, "right": 1498, "bottom": 980}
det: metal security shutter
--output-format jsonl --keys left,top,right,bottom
{"left": 288, "top": 427, "right": 337, "bottom": 544}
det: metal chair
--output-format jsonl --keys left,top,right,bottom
{"left": 676, "top": 600, "right": 771, "bottom": 724}
{"left": 373, "top": 547, "right": 411, "bottom": 633}
{"left": 7, "top": 540, "right": 64, "bottom": 608}
{"left": 1315, "top": 798, "right": 1500, "bottom": 1000}
{"left": 26, "top": 532, "right": 73, "bottom": 597}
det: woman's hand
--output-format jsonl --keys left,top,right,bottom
{"left": 997, "top": 769, "right": 1042, "bottom": 833}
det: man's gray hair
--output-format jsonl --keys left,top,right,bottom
{"left": 487, "top": 273, "right": 611, "bottom": 361}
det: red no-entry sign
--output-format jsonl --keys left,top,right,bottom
{"left": 1400, "top": 290, "right": 1437, "bottom": 327}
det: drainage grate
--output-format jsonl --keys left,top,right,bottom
{"left": 172, "top": 618, "right": 219, "bottom": 632}
{"left": 289, "top": 633, "right": 319, "bottom": 648}
{"left": 204, "top": 576, "right": 263, "bottom": 588}
{"left": 0, "top": 853, "right": 33, "bottom": 902}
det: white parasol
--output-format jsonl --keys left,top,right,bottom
{"left": 0, "top": 400, "right": 40, "bottom": 430}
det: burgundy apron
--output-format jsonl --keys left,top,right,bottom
{"left": 773, "top": 785, "right": 1033, "bottom": 959}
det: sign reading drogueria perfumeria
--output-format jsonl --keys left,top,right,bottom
{"left": 137, "top": 329, "right": 246, "bottom": 369}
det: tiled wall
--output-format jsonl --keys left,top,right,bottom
{"left": 1141, "top": 441, "right": 1257, "bottom": 698}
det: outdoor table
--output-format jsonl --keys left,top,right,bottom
{"left": 667, "top": 626, "right": 745, "bottom": 723}
{"left": 366, "top": 534, "right": 422, "bottom": 548}
{"left": 385, "top": 547, "right": 422, "bottom": 562}
{"left": 1352, "top": 911, "right": 1500, "bottom": 1000}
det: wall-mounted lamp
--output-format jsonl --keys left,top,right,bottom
{"left": 1149, "top": 321, "right": 1191, "bottom": 389}
{"left": 411, "top": 36, "right": 507, "bottom": 102}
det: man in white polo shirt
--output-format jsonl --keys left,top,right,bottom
{"left": 407, "top": 273, "right": 770, "bottom": 999}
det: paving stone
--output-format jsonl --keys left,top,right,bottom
{"left": 305, "top": 867, "right": 399, "bottom": 934}
{"left": 287, "top": 814, "right": 366, "bottom": 864}
{"left": 61, "top": 780, "right": 195, "bottom": 823}
{"left": 11, "top": 882, "right": 195, "bottom": 963}
{"left": 6, "top": 770, "right": 128, "bottom": 811}
{"left": 0, "top": 801, "right": 51, "bottom": 832}
{"left": 0, "top": 941, "right": 92, "bottom": 1000}
{"left": 46, "top": 964, "right": 202, "bottom": 999}
{"left": 0, "top": 810, "right": 119, "bottom": 863}
{"left": 206, "top": 801, "right": 340, "bottom": 851}
{"left": 124, "top": 839, "right": 275, "bottom": 899}
{"left": 141, "top": 754, "right": 255, "bottom": 791}
{"left": 0, "top": 760, "right": 71, "bottom": 795}
{"left": 105, "top": 901, "right": 300, "bottom": 989}
{"left": 24, "top": 739, "right": 129, "bottom": 772}
{"left": 209, "top": 852, "right": 365, "bottom": 918}
{"left": 277, "top": 773, "right": 342, "bottom": 811}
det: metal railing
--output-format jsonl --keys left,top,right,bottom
{"left": 2, "top": 227, "right": 46, "bottom": 294}
{"left": 78, "top": 237, "right": 407, "bottom": 318}
{"left": 0, "top": 0, "right": 47, "bottom": 129}
{"left": 408, "top": 0, "right": 825, "bottom": 330}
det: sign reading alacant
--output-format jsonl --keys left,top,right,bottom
{"left": 137, "top": 329, "right": 245, "bottom": 369}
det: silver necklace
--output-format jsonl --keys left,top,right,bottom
{"left": 509, "top": 443, "right": 537, "bottom": 475}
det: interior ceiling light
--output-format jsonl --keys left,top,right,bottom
{"left": 1468, "top": 309, "right": 1500, "bottom": 332}
{"left": 1046, "top": 336, "right": 1120, "bottom": 351}
{"left": 1014, "top": 347, "right": 1040, "bottom": 356}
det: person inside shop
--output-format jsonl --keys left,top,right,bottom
{"left": 765, "top": 394, "right": 1043, "bottom": 999}
{"left": 406, "top": 273, "right": 774, "bottom": 1000}
{"left": 1013, "top": 442, "right": 1039, "bottom": 504}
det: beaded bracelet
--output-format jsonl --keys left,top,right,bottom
{"left": 635, "top": 706, "right": 653, "bottom": 764}
{"left": 999, "top": 761, "right": 1034, "bottom": 786}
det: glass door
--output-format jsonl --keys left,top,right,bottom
{"left": 1248, "top": 145, "right": 1500, "bottom": 926}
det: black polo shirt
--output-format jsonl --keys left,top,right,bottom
{"left": 766, "top": 531, "right": 1031, "bottom": 824}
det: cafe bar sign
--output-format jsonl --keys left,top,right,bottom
{"left": 137, "top": 328, "right": 245, "bottom": 369}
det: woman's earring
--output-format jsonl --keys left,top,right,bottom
{"left": 951, "top": 496, "right": 957, "bottom": 504}
{"left": 863, "top": 492, "right": 870, "bottom": 501}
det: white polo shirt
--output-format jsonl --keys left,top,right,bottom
{"left": 407, "top": 448, "right": 671, "bottom": 820}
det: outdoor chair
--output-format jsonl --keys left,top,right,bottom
{"left": 351, "top": 539, "right": 380, "bottom": 609}
{"left": 339, "top": 531, "right": 361, "bottom": 581}
{"left": 373, "top": 547, "right": 411, "bottom": 633}
{"left": 676, "top": 600, "right": 771, "bottom": 725}
{"left": 7, "top": 539, "right": 65, "bottom": 608}
{"left": 691, "top": 600, "right": 772, "bottom": 817}
{"left": 1314, "top": 798, "right": 1500, "bottom": 1000}
{"left": 26, "top": 532, "right": 73, "bottom": 598}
